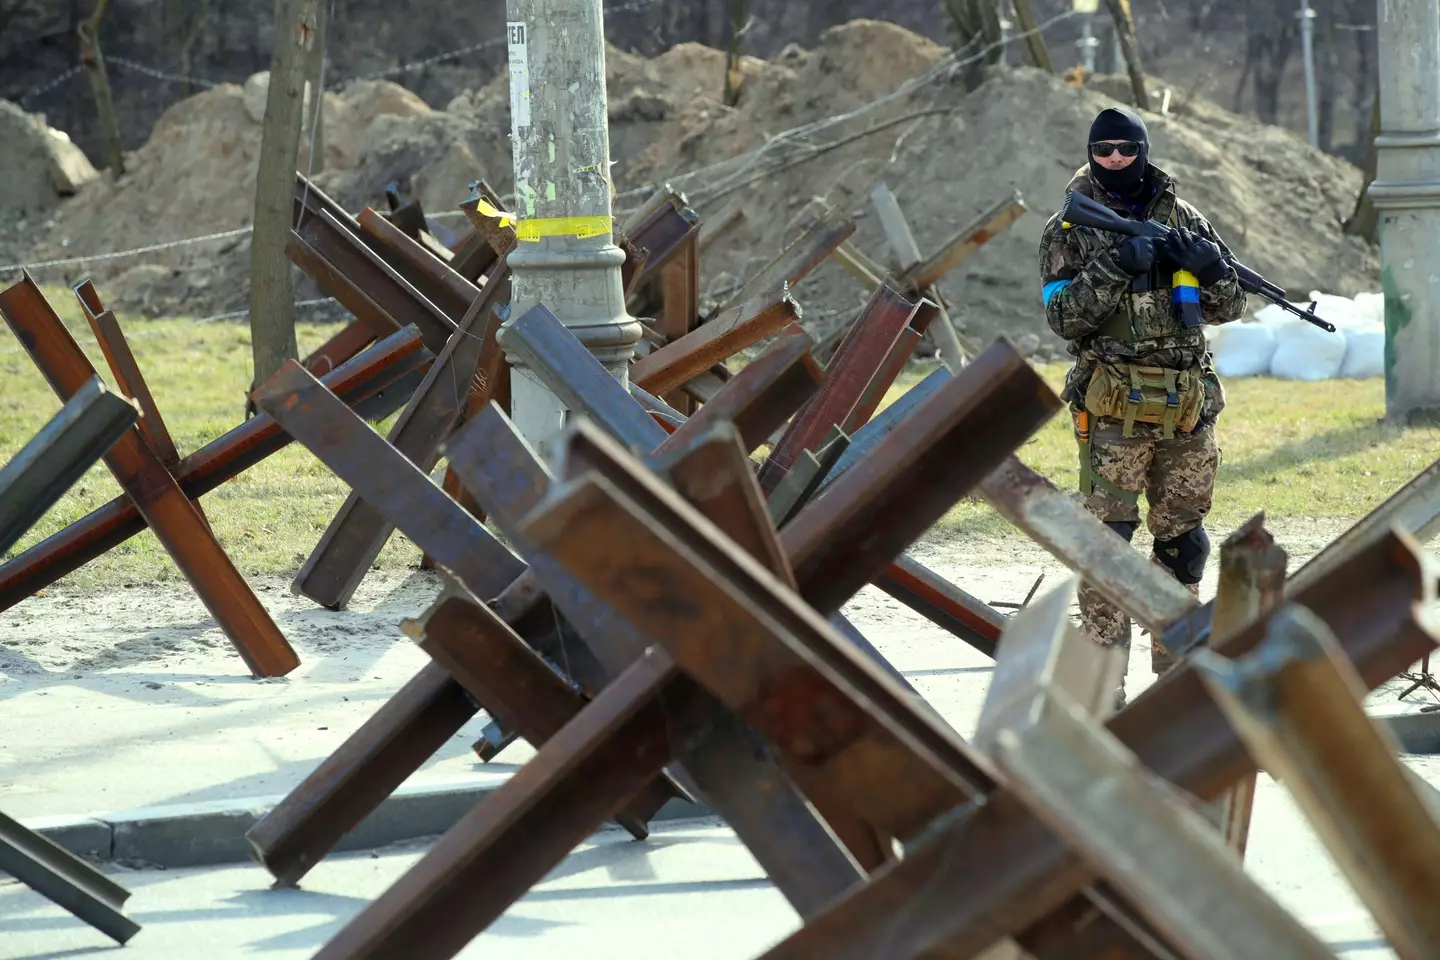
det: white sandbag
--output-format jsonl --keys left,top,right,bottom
{"left": 1212, "top": 320, "right": 1277, "bottom": 378}
{"left": 1340, "top": 326, "right": 1385, "bottom": 379}
{"left": 1252, "top": 303, "right": 1292, "bottom": 327}
{"left": 1304, "top": 291, "right": 1373, "bottom": 333}
{"left": 1270, "top": 317, "right": 1348, "bottom": 380}
{"left": 1352, "top": 291, "right": 1384, "bottom": 326}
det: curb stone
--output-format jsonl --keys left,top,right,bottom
{"left": 23, "top": 707, "right": 1434, "bottom": 869}
{"left": 1370, "top": 702, "right": 1440, "bottom": 755}
{"left": 27, "top": 777, "right": 711, "bottom": 869}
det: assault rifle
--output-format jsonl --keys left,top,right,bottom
{"left": 1060, "top": 190, "right": 1337, "bottom": 333}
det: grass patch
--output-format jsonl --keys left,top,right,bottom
{"left": 0, "top": 286, "right": 417, "bottom": 593}
{"left": 879, "top": 363, "right": 1440, "bottom": 540}
{"left": 2, "top": 290, "right": 1435, "bottom": 595}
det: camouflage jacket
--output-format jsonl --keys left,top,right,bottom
{"left": 1039, "top": 163, "right": 1247, "bottom": 427}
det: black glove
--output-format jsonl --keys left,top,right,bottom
{"left": 1164, "top": 226, "right": 1227, "bottom": 286}
{"left": 1110, "top": 236, "right": 1155, "bottom": 276}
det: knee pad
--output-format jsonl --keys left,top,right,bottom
{"left": 1153, "top": 526, "right": 1210, "bottom": 585}
{"left": 1104, "top": 520, "right": 1138, "bottom": 543}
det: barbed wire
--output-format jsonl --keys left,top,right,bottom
{"left": 106, "top": 56, "right": 218, "bottom": 89}
{"left": 0, "top": 227, "right": 252, "bottom": 275}
{"left": 2, "top": 7, "right": 1072, "bottom": 285}
{"left": 194, "top": 296, "right": 337, "bottom": 324}
{"left": 617, "top": 7, "right": 1079, "bottom": 209}
{"left": 12, "top": 0, "right": 672, "bottom": 106}
{"left": 15, "top": 65, "right": 84, "bottom": 107}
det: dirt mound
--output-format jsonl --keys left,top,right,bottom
{"left": 11, "top": 18, "right": 1376, "bottom": 344}
{"left": 0, "top": 99, "right": 97, "bottom": 268}
{"left": 17, "top": 74, "right": 492, "bottom": 317}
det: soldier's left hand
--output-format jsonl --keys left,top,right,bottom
{"left": 1164, "top": 227, "right": 1227, "bottom": 286}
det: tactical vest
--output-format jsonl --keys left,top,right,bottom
{"left": 1074, "top": 205, "right": 1207, "bottom": 441}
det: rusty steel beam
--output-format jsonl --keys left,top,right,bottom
{"left": 500, "top": 303, "right": 668, "bottom": 452}
{"left": 871, "top": 555, "right": 1006, "bottom": 659}
{"left": 454, "top": 180, "right": 513, "bottom": 280}
{"left": 780, "top": 338, "right": 1062, "bottom": 615}
{"left": 292, "top": 266, "right": 511, "bottom": 610}
{"left": 658, "top": 240, "right": 700, "bottom": 414}
{"left": 312, "top": 650, "right": 713, "bottom": 960}
{"left": 1166, "top": 456, "right": 1440, "bottom": 660}
{"left": 972, "top": 580, "right": 1123, "bottom": 756}
{"left": 753, "top": 531, "right": 1437, "bottom": 960}
{"left": 406, "top": 593, "right": 685, "bottom": 840}
{"left": 648, "top": 421, "right": 794, "bottom": 587}
{"left": 814, "top": 365, "right": 950, "bottom": 496}
{"left": 290, "top": 178, "right": 456, "bottom": 352}
{"left": 758, "top": 285, "right": 918, "bottom": 493}
{"left": 842, "top": 302, "right": 935, "bottom": 434}
{"left": 1195, "top": 603, "right": 1440, "bottom": 960}
{"left": 449, "top": 408, "right": 874, "bottom": 909}
{"left": 0, "top": 327, "right": 429, "bottom": 610}
{"left": 979, "top": 455, "right": 1198, "bottom": 636}
{"left": 625, "top": 191, "right": 700, "bottom": 277}
{"left": 357, "top": 207, "right": 480, "bottom": 322}
{"left": 73, "top": 280, "right": 179, "bottom": 465}
{"left": 630, "top": 286, "right": 801, "bottom": 397}
{"left": 524, "top": 470, "right": 978, "bottom": 851}
{"left": 535, "top": 313, "right": 1015, "bottom": 668}
{"left": 765, "top": 426, "right": 850, "bottom": 529}
{"left": 0, "top": 808, "right": 139, "bottom": 945}
{"left": 511, "top": 310, "right": 1009, "bottom": 672}
{"left": 244, "top": 662, "right": 475, "bottom": 886}
{"left": 1203, "top": 515, "right": 1288, "bottom": 857}
{"left": 658, "top": 332, "right": 823, "bottom": 455}
{"left": 300, "top": 320, "right": 379, "bottom": 378}
{"left": 241, "top": 336, "right": 826, "bottom": 896}
{"left": 0, "top": 377, "right": 138, "bottom": 555}
{"left": 0, "top": 274, "right": 300, "bottom": 678}
{"left": 556, "top": 419, "right": 920, "bottom": 704}
{"left": 990, "top": 688, "right": 1335, "bottom": 960}
{"left": 255, "top": 359, "right": 544, "bottom": 631}
{"left": 906, "top": 191, "right": 1029, "bottom": 291}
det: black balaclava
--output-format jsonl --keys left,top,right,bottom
{"left": 1087, "top": 106, "right": 1149, "bottom": 200}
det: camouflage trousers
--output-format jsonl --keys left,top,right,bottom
{"left": 1074, "top": 412, "right": 1219, "bottom": 696}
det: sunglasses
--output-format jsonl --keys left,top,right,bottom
{"left": 1090, "top": 141, "right": 1143, "bottom": 158}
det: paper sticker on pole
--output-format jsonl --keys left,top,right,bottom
{"left": 515, "top": 216, "right": 614, "bottom": 242}
{"left": 507, "top": 21, "right": 531, "bottom": 132}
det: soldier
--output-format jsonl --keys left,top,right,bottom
{"left": 1038, "top": 106, "right": 1246, "bottom": 706}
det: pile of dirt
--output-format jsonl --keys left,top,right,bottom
{"left": 0, "top": 99, "right": 98, "bottom": 268}
{"left": 16, "top": 73, "right": 493, "bottom": 317}
{"left": 11, "top": 19, "right": 1378, "bottom": 349}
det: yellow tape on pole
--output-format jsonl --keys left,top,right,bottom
{"left": 473, "top": 198, "right": 612, "bottom": 241}
{"left": 514, "top": 215, "right": 614, "bottom": 242}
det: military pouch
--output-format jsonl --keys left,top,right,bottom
{"left": 1083, "top": 362, "right": 1204, "bottom": 438}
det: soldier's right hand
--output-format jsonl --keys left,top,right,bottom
{"left": 1111, "top": 236, "right": 1155, "bottom": 276}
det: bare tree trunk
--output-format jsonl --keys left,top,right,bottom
{"left": 1248, "top": 4, "right": 1296, "bottom": 126}
{"left": 77, "top": 0, "right": 124, "bottom": 178}
{"left": 1231, "top": 39, "right": 1253, "bottom": 113}
{"left": 1315, "top": 0, "right": 1337, "bottom": 152}
{"left": 1352, "top": 8, "right": 1374, "bottom": 149}
{"left": 942, "top": 0, "right": 1004, "bottom": 90}
{"left": 303, "top": 0, "right": 327, "bottom": 173}
{"left": 1009, "top": 0, "right": 1054, "bottom": 73}
{"left": 1345, "top": 85, "right": 1380, "bottom": 244}
{"left": 248, "top": 0, "right": 319, "bottom": 402}
{"left": 1102, "top": 0, "right": 1149, "bottom": 110}
{"left": 722, "top": 0, "right": 745, "bottom": 107}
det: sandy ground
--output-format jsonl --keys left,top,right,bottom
{"left": 2, "top": 517, "right": 1435, "bottom": 823}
